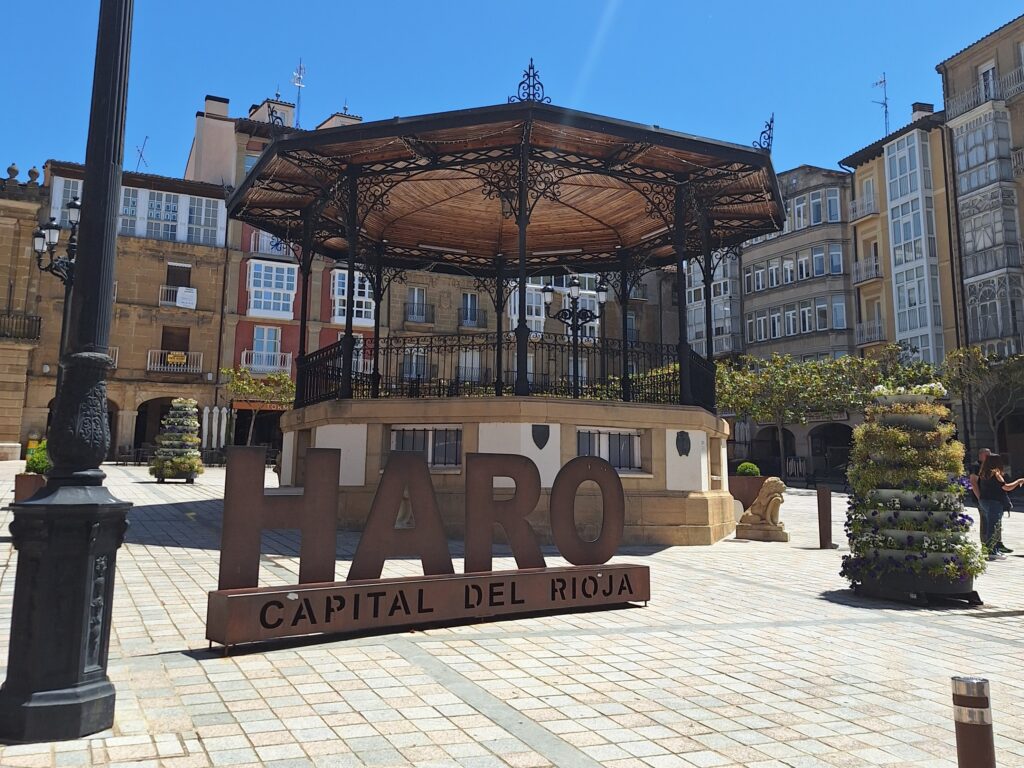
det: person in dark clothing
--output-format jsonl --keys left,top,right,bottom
{"left": 977, "top": 453, "right": 1022, "bottom": 560}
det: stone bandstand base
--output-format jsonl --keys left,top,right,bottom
{"left": 280, "top": 397, "right": 736, "bottom": 547}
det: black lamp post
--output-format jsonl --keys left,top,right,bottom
{"left": 33, "top": 199, "right": 81, "bottom": 402}
{"left": 543, "top": 276, "right": 608, "bottom": 399}
{"left": 0, "top": 0, "right": 133, "bottom": 743}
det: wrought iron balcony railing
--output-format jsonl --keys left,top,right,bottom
{"left": 946, "top": 66, "right": 1024, "bottom": 119}
{"left": 855, "top": 320, "right": 885, "bottom": 346}
{"left": 109, "top": 346, "right": 119, "bottom": 369}
{"left": 852, "top": 257, "right": 883, "bottom": 284}
{"left": 404, "top": 302, "right": 435, "bottom": 324}
{"left": 159, "top": 285, "right": 197, "bottom": 307}
{"left": 458, "top": 307, "right": 488, "bottom": 328}
{"left": 849, "top": 196, "right": 878, "bottom": 220}
{"left": 242, "top": 349, "right": 293, "bottom": 373}
{"left": 0, "top": 312, "right": 42, "bottom": 341}
{"left": 147, "top": 349, "right": 203, "bottom": 373}
{"left": 1012, "top": 147, "right": 1024, "bottom": 177}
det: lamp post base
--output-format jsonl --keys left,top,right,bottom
{"left": 0, "top": 483, "right": 130, "bottom": 743}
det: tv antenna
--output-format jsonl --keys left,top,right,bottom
{"left": 873, "top": 72, "right": 890, "bottom": 135}
{"left": 135, "top": 136, "right": 149, "bottom": 172}
{"left": 292, "top": 58, "right": 306, "bottom": 128}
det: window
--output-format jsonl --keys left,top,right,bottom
{"left": 753, "top": 265, "right": 765, "bottom": 292}
{"left": 331, "top": 270, "right": 375, "bottom": 324}
{"left": 978, "top": 60, "right": 998, "bottom": 100}
{"left": 886, "top": 132, "right": 920, "bottom": 202}
{"left": 402, "top": 346, "right": 428, "bottom": 380}
{"left": 829, "top": 243, "right": 843, "bottom": 274}
{"left": 815, "top": 297, "right": 829, "bottom": 331}
{"left": 745, "top": 313, "right": 755, "bottom": 342}
{"left": 831, "top": 296, "right": 846, "bottom": 329}
{"left": 826, "top": 188, "right": 840, "bottom": 222}
{"left": 59, "top": 178, "right": 81, "bottom": 227}
{"left": 895, "top": 265, "right": 929, "bottom": 334}
{"left": 187, "top": 197, "right": 218, "bottom": 245}
{"left": 863, "top": 177, "right": 875, "bottom": 205}
{"left": 793, "top": 196, "right": 807, "bottom": 229}
{"left": 797, "top": 252, "right": 810, "bottom": 280}
{"left": 248, "top": 260, "right": 297, "bottom": 318}
{"left": 338, "top": 333, "right": 367, "bottom": 373}
{"left": 890, "top": 198, "right": 924, "bottom": 266}
{"left": 577, "top": 429, "right": 641, "bottom": 471}
{"left": 578, "top": 294, "right": 600, "bottom": 338}
{"left": 810, "top": 191, "right": 823, "bottom": 225}
{"left": 251, "top": 326, "right": 282, "bottom": 371}
{"left": 811, "top": 246, "right": 826, "bottom": 277}
{"left": 509, "top": 288, "right": 544, "bottom": 333}
{"left": 783, "top": 256, "right": 795, "bottom": 284}
{"left": 244, "top": 154, "right": 260, "bottom": 175}
{"left": 755, "top": 310, "right": 768, "bottom": 341}
{"left": 769, "top": 308, "right": 782, "bottom": 339}
{"left": 768, "top": 258, "right": 780, "bottom": 288}
{"left": 119, "top": 188, "right": 138, "bottom": 235}
{"left": 784, "top": 304, "right": 797, "bottom": 336}
{"left": 800, "top": 300, "right": 813, "bottom": 333}
{"left": 406, "top": 286, "right": 429, "bottom": 322}
{"left": 391, "top": 426, "right": 462, "bottom": 468}
{"left": 952, "top": 112, "right": 1011, "bottom": 195}
{"left": 626, "top": 311, "right": 638, "bottom": 343}
{"left": 458, "top": 348, "right": 482, "bottom": 382}
{"left": 146, "top": 191, "right": 179, "bottom": 240}
{"left": 461, "top": 292, "right": 481, "bottom": 327}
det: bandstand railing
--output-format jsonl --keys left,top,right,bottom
{"left": 297, "top": 332, "right": 716, "bottom": 412}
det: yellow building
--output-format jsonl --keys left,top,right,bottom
{"left": 840, "top": 103, "right": 961, "bottom": 365}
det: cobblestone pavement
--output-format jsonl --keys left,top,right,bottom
{"left": 1, "top": 461, "right": 1022, "bottom": 768}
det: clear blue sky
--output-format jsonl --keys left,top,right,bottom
{"left": 3, "top": 1, "right": 1020, "bottom": 179}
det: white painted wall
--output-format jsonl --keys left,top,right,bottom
{"left": 664, "top": 429, "right": 709, "bottom": 492}
{"left": 280, "top": 431, "right": 295, "bottom": 486}
{"left": 314, "top": 424, "right": 368, "bottom": 486}
{"left": 477, "top": 422, "right": 561, "bottom": 488}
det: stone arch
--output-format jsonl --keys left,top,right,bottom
{"left": 751, "top": 426, "right": 795, "bottom": 477}
{"left": 807, "top": 422, "right": 854, "bottom": 479}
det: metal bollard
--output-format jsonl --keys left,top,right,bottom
{"left": 952, "top": 676, "right": 996, "bottom": 767}
{"left": 816, "top": 487, "right": 837, "bottom": 549}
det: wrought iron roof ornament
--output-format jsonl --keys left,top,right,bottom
{"left": 753, "top": 113, "right": 774, "bottom": 151}
{"left": 508, "top": 58, "right": 551, "bottom": 104}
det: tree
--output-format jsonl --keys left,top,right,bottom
{"left": 221, "top": 367, "right": 296, "bottom": 446}
{"left": 717, "top": 354, "right": 875, "bottom": 478}
{"left": 943, "top": 347, "right": 1024, "bottom": 454}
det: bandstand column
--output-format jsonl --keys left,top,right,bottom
{"left": 296, "top": 214, "right": 314, "bottom": 402}
{"left": 673, "top": 188, "right": 694, "bottom": 406}
{"left": 340, "top": 170, "right": 359, "bottom": 399}
{"left": 514, "top": 139, "right": 530, "bottom": 396}
{"left": 619, "top": 250, "right": 632, "bottom": 402}
{"left": 371, "top": 245, "right": 384, "bottom": 398}
{"left": 494, "top": 252, "right": 505, "bottom": 396}
{"left": 700, "top": 212, "right": 714, "bottom": 360}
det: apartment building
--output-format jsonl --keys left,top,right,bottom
{"left": 731, "top": 166, "right": 855, "bottom": 478}
{"left": 937, "top": 13, "right": 1024, "bottom": 455}
{"left": 840, "top": 104, "right": 960, "bottom": 367}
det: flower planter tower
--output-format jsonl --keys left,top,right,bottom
{"left": 842, "top": 384, "right": 984, "bottom": 606}
{"left": 149, "top": 398, "right": 204, "bottom": 483}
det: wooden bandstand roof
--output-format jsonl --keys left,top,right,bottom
{"left": 228, "top": 102, "right": 785, "bottom": 276}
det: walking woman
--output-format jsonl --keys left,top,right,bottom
{"left": 977, "top": 454, "right": 1022, "bottom": 560}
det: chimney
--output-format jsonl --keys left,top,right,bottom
{"left": 204, "top": 95, "right": 229, "bottom": 117}
{"left": 911, "top": 102, "right": 934, "bottom": 122}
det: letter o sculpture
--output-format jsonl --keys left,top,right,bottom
{"left": 548, "top": 456, "right": 625, "bottom": 565}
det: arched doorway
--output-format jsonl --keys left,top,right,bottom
{"left": 751, "top": 426, "right": 795, "bottom": 477}
{"left": 47, "top": 397, "right": 120, "bottom": 460}
{"left": 135, "top": 397, "right": 175, "bottom": 453}
{"left": 808, "top": 423, "right": 853, "bottom": 480}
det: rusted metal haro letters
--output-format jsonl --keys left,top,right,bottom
{"left": 207, "top": 448, "right": 649, "bottom": 647}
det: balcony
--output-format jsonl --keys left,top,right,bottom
{"left": 712, "top": 333, "right": 742, "bottom": 355}
{"left": 405, "top": 302, "right": 435, "bottom": 324}
{"left": 963, "top": 243, "right": 1022, "bottom": 279}
{"left": 242, "top": 349, "right": 293, "bottom": 373}
{"left": 251, "top": 230, "right": 289, "bottom": 257}
{"left": 947, "top": 66, "right": 1024, "bottom": 120}
{"left": 849, "top": 196, "right": 878, "bottom": 221}
{"left": 159, "top": 285, "right": 197, "bottom": 308}
{"left": 458, "top": 307, "right": 488, "bottom": 328}
{"left": 1012, "top": 147, "right": 1024, "bottom": 177}
{"left": 1004, "top": 65, "right": 1024, "bottom": 100}
{"left": 852, "top": 257, "right": 883, "bottom": 284}
{"left": 855, "top": 320, "right": 885, "bottom": 346}
{"left": 147, "top": 349, "right": 203, "bottom": 373}
{"left": 109, "top": 346, "right": 119, "bottom": 369}
{"left": 0, "top": 312, "right": 41, "bottom": 341}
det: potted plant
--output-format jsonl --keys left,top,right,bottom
{"left": 842, "top": 383, "right": 984, "bottom": 606}
{"left": 729, "top": 461, "right": 767, "bottom": 511}
{"left": 149, "top": 398, "right": 205, "bottom": 483}
{"left": 14, "top": 439, "right": 51, "bottom": 501}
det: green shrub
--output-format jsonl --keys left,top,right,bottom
{"left": 25, "top": 440, "right": 51, "bottom": 475}
{"left": 736, "top": 461, "right": 761, "bottom": 476}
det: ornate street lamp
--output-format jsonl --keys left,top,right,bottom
{"left": 543, "top": 275, "right": 608, "bottom": 399}
{"left": 32, "top": 199, "right": 81, "bottom": 401}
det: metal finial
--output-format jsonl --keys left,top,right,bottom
{"left": 753, "top": 113, "right": 774, "bottom": 151}
{"left": 508, "top": 58, "right": 551, "bottom": 104}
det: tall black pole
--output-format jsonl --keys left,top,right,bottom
{"left": 514, "top": 136, "right": 530, "bottom": 396}
{"left": 340, "top": 170, "right": 358, "bottom": 399}
{"left": 571, "top": 295, "right": 580, "bottom": 399}
{"left": 371, "top": 248, "right": 383, "bottom": 399}
{"left": 619, "top": 252, "right": 632, "bottom": 402}
{"left": 673, "top": 188, "right": 693, "bottom": 406}
{"left": 700, "top": 212, "right": 714, "bottom": 360}
{"left": 55, "top": 275, "right": 74, "bottom": 400}
{"left": 296, "top": 215, "right": 313, "bottom": 404}
{"left": 494, "top": 252, "right": 504, "bottom": 396}
{"left": 1, "top": 0, "right": 133, "bottom": 742}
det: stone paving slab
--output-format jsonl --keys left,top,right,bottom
{"left": 0, "top": 461, "right": 1022, "bottom": 767}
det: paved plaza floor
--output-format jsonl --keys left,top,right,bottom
{"left": 0, "top": 461, "right": 1022, "bottom": 768}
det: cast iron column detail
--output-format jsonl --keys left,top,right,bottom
{"left": 699, "top": 210, "right": 714, "bottom": 360}
{"left": 494, "top": 253, "right": 505, "bottom": 396}
{"left": 619, "top": 250, "right": 632, "bottom": 402}
{"left": 514, "top": 138, "right": 530, "bottom": 396}
{"left": 340, "top": 170, "right": 359, "bottom": 399}
{"left": 673, "top": 187, "right": 693, "bottom": 406}
{"left": 361, "top": 244, "right": 403, "bottom": 399}
{"left": 0, "top": 0, "right": 133, "bottom": 743}
{"left": 296, "top": 214, "right": 314, "bottom": 403}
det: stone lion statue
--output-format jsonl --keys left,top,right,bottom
{"left": 740, "top": 477, "right": 786, "bottom": 528}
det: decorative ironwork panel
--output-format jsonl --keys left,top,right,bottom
{"left": 508, "top": 59, "right": 551, "bottom": 104}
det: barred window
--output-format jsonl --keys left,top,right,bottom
{"left": 577, "top": 428, "right": 641, "bottom": 471}
{"left": 390, "top": 426, "right": 462, "bottom": 467}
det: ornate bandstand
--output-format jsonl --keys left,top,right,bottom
{"left": 227, "top": 66, "right": 784, "bottom": 545}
